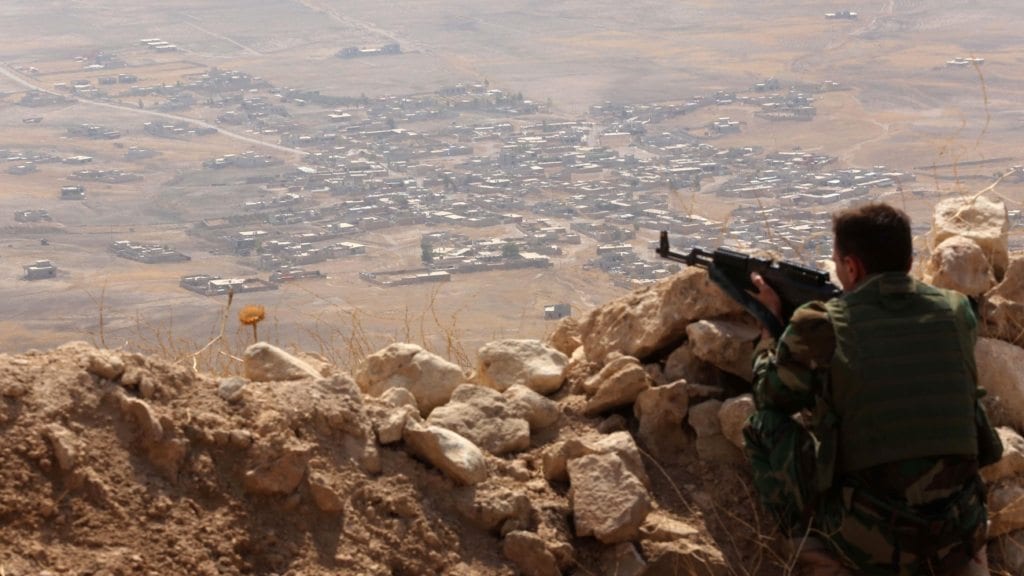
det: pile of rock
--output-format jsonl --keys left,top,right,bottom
{"left": 225, "top": 274, "right": 752, "bottom": 575}
{"left": 920, "top": 194, "right": 1024, "bottom": 572}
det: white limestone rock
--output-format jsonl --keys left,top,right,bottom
{"left": 217, "top": 377, "right": 247, "bottom": 403}
{"left": 639, "top": 513, "right": 729, "bottom": 576}
{"left": 584, "top": 360, "right": 651, "bottom": 416}
{"left": 85, "top": 349, "right": 125, "bottom": 381}
{"left": 243, "top": 343, "right": 322, "bottom": 382}
{"left": 980, "top": 427, "right": 1024, "bottom": 484}
{"left": 547, "top": 316, "right": 583, "bottom": 357}
{"left": 502, "top": 531, "right": 562, "bottom": 576}
{"left": 118, "top": 394, "right": 164, "bottom": 441}
{"left": 988, "top": 254, "right": 1024, "bottom": 302}
{"left": 402, "top": 420, "right": 488, "bottom": 485}
{"left": 976, "top": 337, "right": 1024, "bottom": 433}
{"left": 373, "top": 404, "right": 419, "bottom": 445}
{"left": 640, "top": 512, "right": 702, "bottom": 542}
{"left": 566, "top": 345, "right": 598, "bottom": 394}
{"left": 308, "top": 471, "right": 345, "bottom": 513}
{"left": 641, "top": 538, "right": 729, "bottom": 576}
{"left": 542, "top": 439, "right": 591, "bottom": 483}
{"left": 243, "top": 442, "right": 312, "bottom": 496}
{"left": 455, "top": 484, "right": 533, "bottom": 534}
{"left": 568, "top": 452, "right": 651, "bottom": 544}
{"left": 295, "top": 351, "right": 335, "bottom": 377}
{"left": 380, "top": 386, "right": 418, "bottom": 409}
{"left": 980, "top": 296, "right": 1024, "bottom": 346}
{"left": 427, "top": 384, "right": 531, "bottom": 455}
{"left": 504, "top": 384, "right": 561, "bottom": 430}
{"left": 685, "top": 319, "right": 760, "bottom": 382}
{"left": 981, "top": 254, "right": 1024, "bottom": 345}
{"left": 719, "top": 394, "right": 755, "bottom": 450}
{"left": 582, "top": 355, "right": 639, "bottom": 396}
{"left": 633, "top": 382, "right": 689, "bottom": 459}
{"left": 354, "top": 343, "right": 465, "bottom": 416}
{"left": 44, "top": 425, "right": 80, "bottom": 473}
{"left": 476, "top": 339, "right": 568, "bottom": 394}
{"left": 579, "top": 267, "right": 744, "bottom": 362}
{"left": 592, "top": 432, "right": 651, "bottom": 488}
{"left": 931, "top": 195, "right": 1009, "bottom": 278}
{"left": 365, "top": 386, "right": 422, "bottom": 445}
{"left": 924, "top": 235, "right": 995, "bottom": 297}
{"left": 542, "top": 431, "right": 649, "bottom": 487}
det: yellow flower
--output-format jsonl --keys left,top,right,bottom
{"left": 239, "top": 305, "right": 266, "bottom": 343}
{"left": 238, "top": 305, "right": 266, "bottom": 326}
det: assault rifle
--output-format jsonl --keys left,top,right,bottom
{"left": 656, "top": 231, "right": 841, "bottom": 338}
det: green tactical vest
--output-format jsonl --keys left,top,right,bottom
{"left": 824, "top": 273, "right": 978, "bottom": 473}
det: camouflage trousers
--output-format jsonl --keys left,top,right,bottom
{"left": 744, "top": 409, "right": 988, "bottom": 576}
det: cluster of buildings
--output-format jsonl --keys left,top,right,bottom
{"left": 143, "top": 121, "right": 216, "bottom": 139}
{"left": 66, "top": 124, "right": 121, "bottom": 140}
{"left": 2, "top": 149, "right": 62, "bottom": 175}
{"left": 256, "top": 238, "right": 365, "bottom": 270}
{"left": 110, "top": 241, "right": 191, "bottom": 264}
{"left": 179, "top": 274, "right": 276, "bottom": 296}
{"left": 204, "top": 151, "right": 280, "bottom": 169}
{"left": 14, "top": 209, "right": 52, "bottom": 223}
{"left": 8, "top": 44, "right": 939, "bottom": 297}
{"left": 168, "top": 71, "right": 915, "bottom": 285}
{"left": 18, "top": 90, "right": 70, "bottom": 107}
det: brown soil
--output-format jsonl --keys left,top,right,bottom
{"left": 0, "top": 341, "right": 771, "bottom": 576}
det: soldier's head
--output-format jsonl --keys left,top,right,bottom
{"left": 831, "top": 203, "right": 913, "bottom": 290}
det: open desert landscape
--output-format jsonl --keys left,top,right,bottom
{"left": 0, "top": 0, "right": 1022, "bottom": 360}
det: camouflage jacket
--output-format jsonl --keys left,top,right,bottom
{"left": 751, "top": 301, "right": 979, "bottom": 501}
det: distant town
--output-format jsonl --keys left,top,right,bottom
{"left": 5, "top": 40, "right": 1018, "bottom": 297}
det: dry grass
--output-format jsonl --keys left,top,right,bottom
{"left": 116, "top": 281, "right": 475, "bottom": 376}
{"left": 639, "top": 445, "right": 793, "bottom": 576}
{"left": 299, "top": 283, "right": 472, "bottom": 373}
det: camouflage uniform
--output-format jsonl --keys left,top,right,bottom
{"left": 744, "top": 275, "right": 995, "bottom": 576}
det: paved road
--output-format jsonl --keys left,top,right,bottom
{"left": 0, "top": 63, "right": 308, "bottom": 158}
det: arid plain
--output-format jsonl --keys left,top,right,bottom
{"left": 0, "top": 0, "right": 1023, "bottom": 362}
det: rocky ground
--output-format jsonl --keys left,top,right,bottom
{"left": 2, "top": 195, "right": 1024, "bottom": 576}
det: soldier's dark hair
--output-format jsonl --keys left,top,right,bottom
{"left": 832, "top": 203, "right": 913, "bottom": 274}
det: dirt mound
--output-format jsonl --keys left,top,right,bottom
{"left": 0, "top": 341, "right": 758, "bottom": 576}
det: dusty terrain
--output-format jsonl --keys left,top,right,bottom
{"left": 0, "top": 331, "right": 772, "bottom": 576}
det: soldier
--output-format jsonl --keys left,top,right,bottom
{"left": 744, "top": 203, "right": 1001, "bottom": 576}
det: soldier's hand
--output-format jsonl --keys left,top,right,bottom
{"left": 749, "top": 272, "right": 784, "bottom": 323}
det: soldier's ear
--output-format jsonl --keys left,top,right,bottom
{"left": 845, "top": 254, "right": 868, "bottom": 287}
